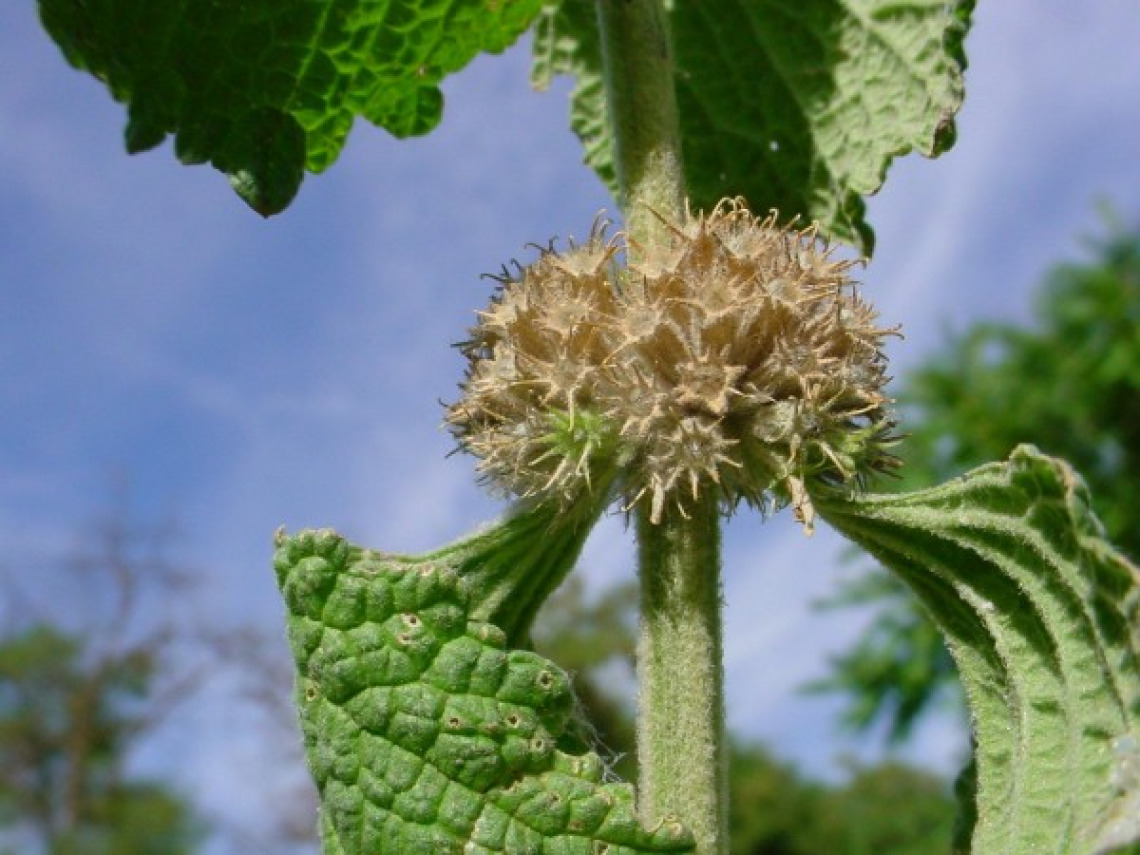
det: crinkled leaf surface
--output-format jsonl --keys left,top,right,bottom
{"left": 533, "top": 0, "right": 973, "bottom": 252}
{"left": 274, "top": 526, "right": 694, "bottom": 854}
{"left": 816, "top": 446, "right": 1140, "bottom": 854}
{"left": 38, "top": 0, "right": 543, "bottom": 214}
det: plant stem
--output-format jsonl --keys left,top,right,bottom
{"left": 636, "top": 498, "right": 727, "bottom": 855}
{"left": 596, "top": 0, "right": 685, "bottom": 244}
{"left": 596, "top": 2, "right": 728, "bottom": 853}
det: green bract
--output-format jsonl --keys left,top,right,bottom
{"left": 274, "top": 527, "right": 695, "bottom": 855}
{"left": 37, "top": 0, "right": 544, "bottom": 214}
{"left": 532, "top": 0, "right": 974, "bottom": 252}
{"left": 816, "top": 446, "right": 1140, "bottom": 854}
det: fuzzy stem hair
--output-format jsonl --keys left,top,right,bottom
{"left": 596, "top": 4, "right": 729, "bottom": 852}
{"left": 636, "top": 498, "right": 728, "bottom": 854}
{"left": 596, "top": 0, "right": 685, "bottom": 246}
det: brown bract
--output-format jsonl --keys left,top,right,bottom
{"left": 446, "top": 199, "right": 899, "bottom": 531}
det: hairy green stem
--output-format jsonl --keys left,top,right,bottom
{"left": 596, "top": 2, "right": 728, "bottom": 852}
{"left": 636, "top": 499, "right": 727, "bottom": 855}
{"left": 596, "top": 0, "right": 685, "bottom": 244}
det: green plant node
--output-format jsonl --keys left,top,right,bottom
{"left": 275, "top": 527, "right": 696, "bottom": 855}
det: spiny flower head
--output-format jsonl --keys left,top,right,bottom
{"left": 446, "top": 199, "right": 899, "bottom": 531}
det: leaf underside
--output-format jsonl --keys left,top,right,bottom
{"left": 37, "top": 0, "right": 543, "bottom": 214}
{"left": 532, "top": 0, "right": 974, "bottom": 253}
{"left": 274, "top": 527, "right": 695, "bottom": 855}
{"left": 817, "top": 446, "right": 1140, "bottom": 854}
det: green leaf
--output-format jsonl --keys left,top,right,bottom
{"left": 533, "top": 0, "right": 974, "bottom": 252}
{"left": 37, "top": 0, "right": 544, "bottom": 215}
{"left": 274, "top": 527, "right": 695, "bottom": 855}
{"left": 532, "top": 3, "right": 612, "bottom": 195}
{"left": 815, "top": 446, "right": 1140, "bottom": 854}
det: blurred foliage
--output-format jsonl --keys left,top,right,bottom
{"left": 534, "top": 576, "right": 956, "bottom": 855}
{"left": 815, "top": 213, "right": 1140, "bottom": 741}
{"left": 727, "top": 745, "right": 953, "bottom": 855}
{"left": 807, "top": 570, "right": 962, "bottom": 744}
{"left": 532, "top": 575, "right": 640, "bottom": 783}
{"left": 0, "top": 499, "right": 212, "bottom": 854}
{"left": 0, "top": 624, "right": 202, "bottom": 854}
{"left": 791, "top": 760, "right": 955, "bottom": 855}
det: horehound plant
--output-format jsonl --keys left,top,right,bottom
{"left": 38, "top": 0, "right": 1140, "bottom": 853}
{"left": 443, "top": 200, "right": 901, "bottom": 852}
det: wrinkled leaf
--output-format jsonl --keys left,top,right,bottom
{"left": 816, "top": 446, "right": 1140, "bottom": 854}
{"left": 533, "top": 0, "right": 974, "bottom": 252}
{"left": 532, "top": 2, "right": 611, "bottom": 193}
{"left": 38, "top": 0, "right": 544, "bottom": 214}
{"left": 274, "top": 527, "right": 695, "bottom": 854}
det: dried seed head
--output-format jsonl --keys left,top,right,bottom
{"left": 446, "top": 199, "right": 900, "bottom": 530}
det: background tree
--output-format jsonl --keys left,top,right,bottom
{"left": 815, "top": 213, "right": 1140, "bottom": 741}
{"left": 0, "top": 498, "right": 207, "bottom": 854}
{"left": 795, "top": 761, "right": 957, "bottom": 855}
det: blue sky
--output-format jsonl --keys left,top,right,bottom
{"left": 2, "top": 1, "right": 1140, "bottom": 844}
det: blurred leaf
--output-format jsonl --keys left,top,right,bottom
{"left": 817, "top": 446, "right": 1140, "bottom": 853}
{"left": 532, "top": 0, "right": 974, "bottom": 252}
{"left": 38, "top": 0, "right": 544, "bottom": 214}
{"left": 807, "top": 573, "right": 959, "bottom": 743}
{"left": 799, "top": 761, "right": 955, "bottom": 855}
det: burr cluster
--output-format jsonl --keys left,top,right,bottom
{"left": 447, "top": 200, "right": 899, "bottom": 530}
